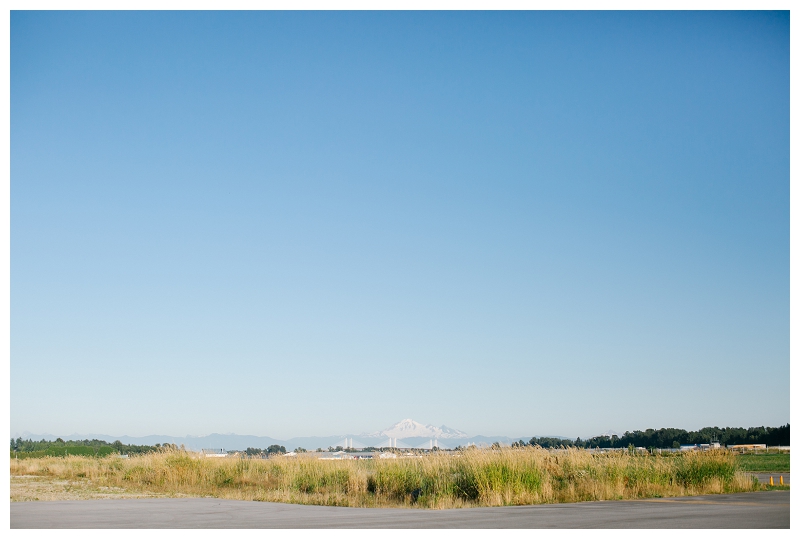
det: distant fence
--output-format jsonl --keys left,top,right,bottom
{"left": 200, "top": 449, "right": 228, "bottom": 458}
{"left": 728, "top": 445, "right": 789, "bottom": 453}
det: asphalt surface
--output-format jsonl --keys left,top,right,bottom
{"left": 754, "top": 473, "right": 790, "bottom": 485}
{"left": 11, "top": 491, "right": 789, "bottom": 528}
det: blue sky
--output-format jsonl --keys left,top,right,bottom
{"left": 11, "top": 11, "right": 788, "bottom": 439}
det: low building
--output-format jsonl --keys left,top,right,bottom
{"left": 680, "top": 443, "right": 721, "bottom": 451}
{"left": 727, "top": 444, "right": 767, "bottom": 451}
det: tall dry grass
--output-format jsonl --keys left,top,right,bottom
{"left": 10, "top": 447, "right": 759, "bottom": 508}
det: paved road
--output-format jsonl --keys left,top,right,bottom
{"left": 11, "top": 491, "right": 789, "bottom": 528}
{"left": 753, "top": 473, "right": 790, "bottom": 485}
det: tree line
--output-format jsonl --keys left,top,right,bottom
{"left": 11, "top": 437, "right": 164, "bottom": 455}
{"left": 244, "top": 445, "right": 288, "bottom": 456}
{"left": 512, "top": 424, "right": 789, "bottom": 449}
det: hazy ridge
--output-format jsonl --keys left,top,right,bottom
{"left": 13, "top": 419, "right": 568, "bottom": 451}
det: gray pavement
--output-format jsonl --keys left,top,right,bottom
{"left": 753, "top": 473, "right": 789, "bottom": 485}
{"left": 11, "top": 491, "right": 789, "bottom": 528}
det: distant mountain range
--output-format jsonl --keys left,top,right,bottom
{"left": 364, "top": 418, "right": 468, "bottom": 440}
{"left": 13, "top": 419, "right": 570, "bottom": 452}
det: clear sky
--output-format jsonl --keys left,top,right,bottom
{"left": 11, "top": 11, "right": 789, "bottom": 439}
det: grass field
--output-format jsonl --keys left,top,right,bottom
{"left": 10, "top": 447, "right": 761, "bottom": 508}
{"left": 11, "top": 446, "right": 118, "bottom": 459}
{"left": 735, "top": 453, "right": 790, "bottom": 473}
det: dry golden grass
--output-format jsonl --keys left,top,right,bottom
{"left": 10, "top": 447, "right": 759, "bottom": 508}
{"left": 10, "top": 475, "right": 190, "bottom": 502}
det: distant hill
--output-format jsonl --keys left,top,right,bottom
{"left": 14, "top": 422, "right": 788, "bottom": 451}
{"left": 13, "top": 419, "right": 542, "bottom": 451}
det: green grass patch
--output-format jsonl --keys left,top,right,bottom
{"left": 11, "top": 446, "right": 118, "bottom": 460}
{"left": 736, "top": 453, "right": 790, "bottom": 472}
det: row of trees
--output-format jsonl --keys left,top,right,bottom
{"left": 10, "top": 437, "right": 164, "bottom": 455}
{"left": 244, "top": 445, "right": 288, "bottom": 456}
{"left": 516, "top": 437, "right": 578, "bottom": 449}
{"left": 510, "top": 424, "right": 790, "bottom": 450}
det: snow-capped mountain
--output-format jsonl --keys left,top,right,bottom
{"left": 366, "top": 419, "right": 468, "bottom": 440}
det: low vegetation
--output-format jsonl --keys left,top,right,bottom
{"left": 11, "top": 446, "right": 118, "bottom": 459}
{"left": 10, "top": 447, "right": 761, "bottom": 508}
{"left": 735, "top": 453, "right": 790, "bottom": 473}
{"left": 11, "top": 437, "right": 162, "bottom": 458}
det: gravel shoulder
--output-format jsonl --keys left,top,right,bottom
{"left": 11, "top": 475, "right": 193, "bottom": 502}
